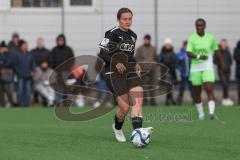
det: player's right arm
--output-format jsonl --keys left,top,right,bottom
{"left": 186, "top": 36, "right": 208, "bottom": 60}
{"left": 98, "top": 31, "right": 126, "bottom": 74}
{"left": 98, "top": 31, "right": 113, "bottom": 64}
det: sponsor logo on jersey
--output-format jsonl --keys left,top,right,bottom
{"left": 119, "top": 43, "right": 135, "bottom": 52}
{"left": 100, "top": 38, "right": 109, "bottom": 47}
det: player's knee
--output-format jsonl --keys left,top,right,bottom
{"left": 194, "top": 99, "right": 201, "bottom": 104}
{"left": 194, "top": 95, "right": 201, "bottom": 103}
{"left": 205, "top": 87, "right": 213, "bottom": 94}
{"left": 194, "top": 92, "right": 200, "bottom": 98}
{"left": 130, "top": 86, "right": 144, "bottom": 97}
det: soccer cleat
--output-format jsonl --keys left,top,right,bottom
{"left": 209, "top": 114, "right": 215, "bottom": 120}
{"left": 198, "top": 114, "right": 205, "bottom": 121}
{"left": 112, "top": 123, "right": 126, "bottom": 142}
{"left": 222, "top": 98, "right": 234, "bottom": 106}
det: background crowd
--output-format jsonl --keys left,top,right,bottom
{"left": 0, "top": 33, "right": 240, "bottom": 107}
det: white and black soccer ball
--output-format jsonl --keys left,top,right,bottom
{"left": 130, "top": 128, "right": 150, "bottom": 148}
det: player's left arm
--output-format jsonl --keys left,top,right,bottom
{"left": 132, "top": 35, "right": 142, "bottom": 77}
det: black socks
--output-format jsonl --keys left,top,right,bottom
{"left": 131, "top": 117, "right": 143, "bottom": 129}
{"left": 114, "top": 115, "right": 143, "bottom": 130}
{"left": 114, "top": 115, "right": 124, "bottom": 130}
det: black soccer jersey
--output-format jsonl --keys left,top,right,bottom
{"left": 99, "top": 26, "right": 137, "bottom": 67}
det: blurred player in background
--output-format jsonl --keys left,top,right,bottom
{"left": 187, "top": 18, "right": 225, "bottom": 120}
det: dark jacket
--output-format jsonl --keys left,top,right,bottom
{"left": 217, "top": 48, "right": 232, "bottom": 72}
{"left": 13, "top": 51, "right": 36, "bottom": 79}
{"left": 8, "top": 41, "right": 20, "bottom": 54}
{"left": 50, "top": 35, "right": 74, "bottom": 70}
{"left": 234, "top": 42, "right": 240, "bottom": 78}
{"left": 31, "top": 47, "right": 51, "bottom": 67}
{"left": 0, "top": 51, "right": 14, "bottom": 82}
{"left": 0, "top": 51, "right": 13, "bottom": 68}
{"left": 158, "top": 47, "right": 179, "bottom": 82}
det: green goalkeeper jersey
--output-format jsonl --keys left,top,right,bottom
{"left": 186, "top": 32, "right": 218, "bottom": 72}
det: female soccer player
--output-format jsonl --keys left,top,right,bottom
{"left": 98, "top": 8, "right": 152, "bottom": 142}
{"left": 187, "top": 18, "right": 225, "bottom": 120}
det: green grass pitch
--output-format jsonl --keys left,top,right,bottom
{"left": 0, "top": 106, "right": 239, "bottom": 160}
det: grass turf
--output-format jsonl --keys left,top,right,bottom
{"left": 0, "top": 106, "right": 240, "bottom": 160}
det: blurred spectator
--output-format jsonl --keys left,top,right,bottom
{"left": 66, "top": 66, "right": 88, "bottom": 107}
{"left": 93, "top": 54, "right": 114, "bottom": 108}
{"left": 33, "top": 60, "right": 55, "bottom": 107}
{"left": 158, "top": 38, "right": 178, "bottom": 106}
{"left": 13, "top": 40, "right": 35, "bottom": 106}
{"left": 0, "top": 41, "right": 15, "bottom": 107}
{"left": 8, "top": 32, "right": 20, "bottom": 54}
{"left": 50, "top": 34, "right": 74, "bottom": 69}
{"left": 31, "top": 37, "right": 51, "bottom": 67}
{"left": 136, "top": 34, "right": 158, "bottom": 105}
{"left": 215, "top": 39, "right": 233, "bottom": 106}
{"left": 31, "top": 37, "right": 51, "bottom": 104}
{"left": 8, "top": 33, "right": 20, "bottom": 103}
{"left": 234, "top": 40, "right": 240, "bottom": 105}
{"left": 177, "top": 41, "right": 193, "bottom": 105}
{"left": 50, "top": 34, "right": 74, "bottom": 102}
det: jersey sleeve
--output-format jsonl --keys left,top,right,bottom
{"left": 211, "top": 36, "right": 219, "bottom": 51}
{"left": 98, "top": 31, "right": 115, "bottom": 64}
{"left": 186, "top": 36, "right": 194, "bottom": 53}
{"left": 99, "top": 31, "right": 115, "bottom": 52}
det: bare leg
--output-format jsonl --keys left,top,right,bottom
{"left": 203, "top": 82, "right": 215, "bottom": 101}
{"left": 114, "top": 93, "right": 130, "bottom": 129}
{"left": 193, "top": 85, "right": 202, "bottom": 103}
{"left": 129, "top": 86, "right": 144, "bottom": 129}
{"left": 130, "top": 86, "right": 144, "bottom": 117}
{"left": 192, "top": 85, "right": 204, "bottom": 119}
{"left": 112, "top": 93, "right": 130, "bottom": 142}
{"left": 203, "top": 82, "right": 216, "bottom": 118}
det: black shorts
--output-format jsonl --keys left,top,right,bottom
{"left": 104, "top": 63, "right": 143, "bottom": 96}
